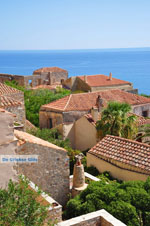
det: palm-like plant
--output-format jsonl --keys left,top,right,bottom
{"left": 136, "top": 124, "right": 150, "bottom": 144}
{"left": 96, "top": 101, "right": 138, "bottom": 139}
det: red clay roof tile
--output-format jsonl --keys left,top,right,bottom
{"left": 0, "top": 96, "right": 22, "bottom": 108}
{"left": 78, "top": 74, "right": 131, "bottom": 87}
{"left": 0, "top": 83, "right": 23, "bottom": 95}
{"left": 0, "top": 108, "right": 16, "bottom": 117}
{"left": 14, "top": 130, "right": 67, "bottom": 152}
{"left": 33, "top": 67, "right": 67, "bottom": 75}
{"left": 31, "top": 84, "right": 62, "bottom": 90}
{"left": 88, "top": 135, "right": 150, "bottom": 173}
{"left": 84, "top": 114, "right": 96, "bottom": 126}
{"left": 41, "top": 90, "right": 150, "bottom": 112}
{"left": 84, "top": 112, "right": 150, "bottom": 127}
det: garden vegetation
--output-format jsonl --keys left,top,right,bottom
{"left": 64, "top": 177, "right": 150, "bottom": 226}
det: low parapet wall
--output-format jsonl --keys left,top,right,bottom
{"left": 57, "top": 209, "right": 126, "bottom": 226}
{"left": 29, "top": 180, "right": 62, "bottom": 223}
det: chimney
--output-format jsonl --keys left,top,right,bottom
{"left": 109, "top": 72, "right": 112, "bottom": 80}
{"left": 84, "top": 75, "right": 87, "bottom": 83}
{"left": 91, "top": 106, "right": 99, "bottom": 122}
{"left": 73, "top": 154, "right": 85, "bottom": 188}
{"left": 72, "top": 153, "right": 88, "bottom": 197}
{"left": 96, "top": 95, "right": 104, "bottom": 112}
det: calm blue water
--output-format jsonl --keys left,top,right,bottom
{"left": 0, "top": 48, "right": 150, "bottom": 94}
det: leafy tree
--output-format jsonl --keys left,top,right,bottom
{"left": 5, "top": 81, "right": 70, "bottom": 127}
{"left": 140, "top": 93, "right": 150, "bottom": 98}
{"left": 0, "top": 177, "right": 52, "bottom": 226}
{"left": 64, "top": 178, "right": 150, "bottom": 226}
{"left": 96, "top": 101, "right": 138, "bottom": 139}
{"left": 5, "top": 80, "right": 26, "bottom": 92}
{"left": 136, "top": 124, "right": 150, "bottom": 144}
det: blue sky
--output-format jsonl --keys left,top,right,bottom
{"left": 0, "top": 0, "right": 150, "bottom": 50}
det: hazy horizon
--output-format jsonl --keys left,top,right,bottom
{"left": 0, "top": 47, "right": 150, "bottom": 51}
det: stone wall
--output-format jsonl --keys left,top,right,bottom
{"left": 24, "top": 74, "right": 50, "bottom": 87}
{"left": 0, "top": 73, "right": 25, "bottom": 86}
{"left": 71, "top": 77, "right": 91, "bottom": 92}
{"left": 0, "top": 71, "right": 68, "bottom": 88}
{"left": 63, "top": 77, "right": 91, "bottom": 92}
{"left": 0, "top": 111, "right": 18, "bottom": 188}
{"left": 57, "top": 209, "right": 126, "bottom": 226}
{"left": 39, "top": 110, "right": 63, "bottom": 129}
{"left": 5, "top": 105, "right": 26, "bottom": 125}
{"left": 15, "top": 140, "right": 70, "bottom": 206}
{"left": 40, "top": 110, "right": 88, "bottom": 130}
{"left": 63, "top": 77, "right": 73, "bottom": 89}
{"left": 63, "top": 110, "right": 88, "bottom": 123}
{"left": 132, "top": 104, "right": 150, "bottom": 117}
{"left": 0, "top": 110, "right": 14, "bottom": 143}
{"left": 91, "top": 83, "right": 133, "bottom": 92}
{"left": 49, "top": 71, "right": 68, "bottom": 85}
{"left": 29, "top": 180, "right": 62, "bottom": 223}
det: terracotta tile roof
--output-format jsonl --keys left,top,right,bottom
{"left": 0, "top": 96, "right": 22, "bottom": 108}
{"left": 25, "top": 120, "right": 37, "bottom": 130}
{"left": 88, "top": 135, "right": 150, "bottom": 173}
{"left": 0, "top": 83, "right": 23, "bottom": 95}
{"left": 33, "top": 67, "right": 68, "bottom": 75}
{"left": 84, "top": 113, "right": 150, "bottom": 128}
{"left": 128, "top": 113, "right": 150, "bottom": 126}
{"left": 31, "top": 84, "right": 62, "bottom": 90}
{"left": 0, "top": 108, "right": 16, "bottom": 117}
{"left": 14, "top": 130, "right": 67, "bottom": 152}
{"left": 84, "top": 114, "right": 96, "bottom": 126}
{"left": 78, "top": 74, "right": 131, "bottom": 87}
{"left": 41, "top": 90, "right": 150, "bottom": 112}
{"left": 138, "top": 117, "right": 150, "bottom": 126}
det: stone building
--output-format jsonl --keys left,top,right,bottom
{"left": 63, "top": 73, "right": 137, "bottom": 93}
{"left": 0, "top": 108, "right": 18, "bottom": 188}
{"left": 14, "top": 130, "right": 70, "bottom": 206}
{"left": 0, "top": 67, "right": 68, "bottom": 88}
{"left": 87, "top": 135, "right": 150, "bottom": 181}
{"left": 0, "top": 82, "right": 24, "bottom": 103}
{"left": 40, "top": 89, "right": 150, "bottom": 148}
{"left": 0, "top": 109, "right": 64, "bottom": 222}
{"left": 33, "top": 66, "right": 68, "bottom": 85}
{"left": 58, "top": 209, "right": 126, "bottom": 226}
{"left": 0, "top": 107, "right": 69, "bottom": 206}
{"left": 0, "top": 83, "right": 25, "bottom": 126}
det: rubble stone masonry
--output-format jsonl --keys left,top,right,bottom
{"left": 15, "top": 138, "right": 70, "bottom": 206}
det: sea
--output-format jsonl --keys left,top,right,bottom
{"left": 0, "top": 48, "right": 150, "bottom": 94}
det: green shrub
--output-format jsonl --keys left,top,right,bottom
{"left": 65, "top": 178, "right": 150, "bottom": 225}
{"left": 0, "top": 176, "right": 52, "bottom": 226}
{"left": 5, "top": 81, "right": 71, "bottom": 127}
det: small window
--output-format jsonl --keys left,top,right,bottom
{"left": 142, "top": 110, "right": 148, "bottom": 117}
{"left": 49, "top": 118, "right": 53, "bottom": 129}
{"left": 28, "top": 79, "right": 32, "bottom": 87}
{"left": 61, "top": 79, "right": 64, "bottom": 84}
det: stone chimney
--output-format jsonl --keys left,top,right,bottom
{"left": 109, "top": 72, "right": 112, "bottom": 80}
{"left": 96, "top": 95, "right": 104, "bottom": 112}
{"left": 84, "top": 75, "right": 87, "bottom": 83}
{"left": 72, "top": 153, "right": 87, "bottom": 197}
{"left": 91, "top": 106, "right": 99, "bottom": 122}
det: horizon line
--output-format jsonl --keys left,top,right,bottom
{"left": 0, "top": 46, "right": 150, "bottom": 51}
